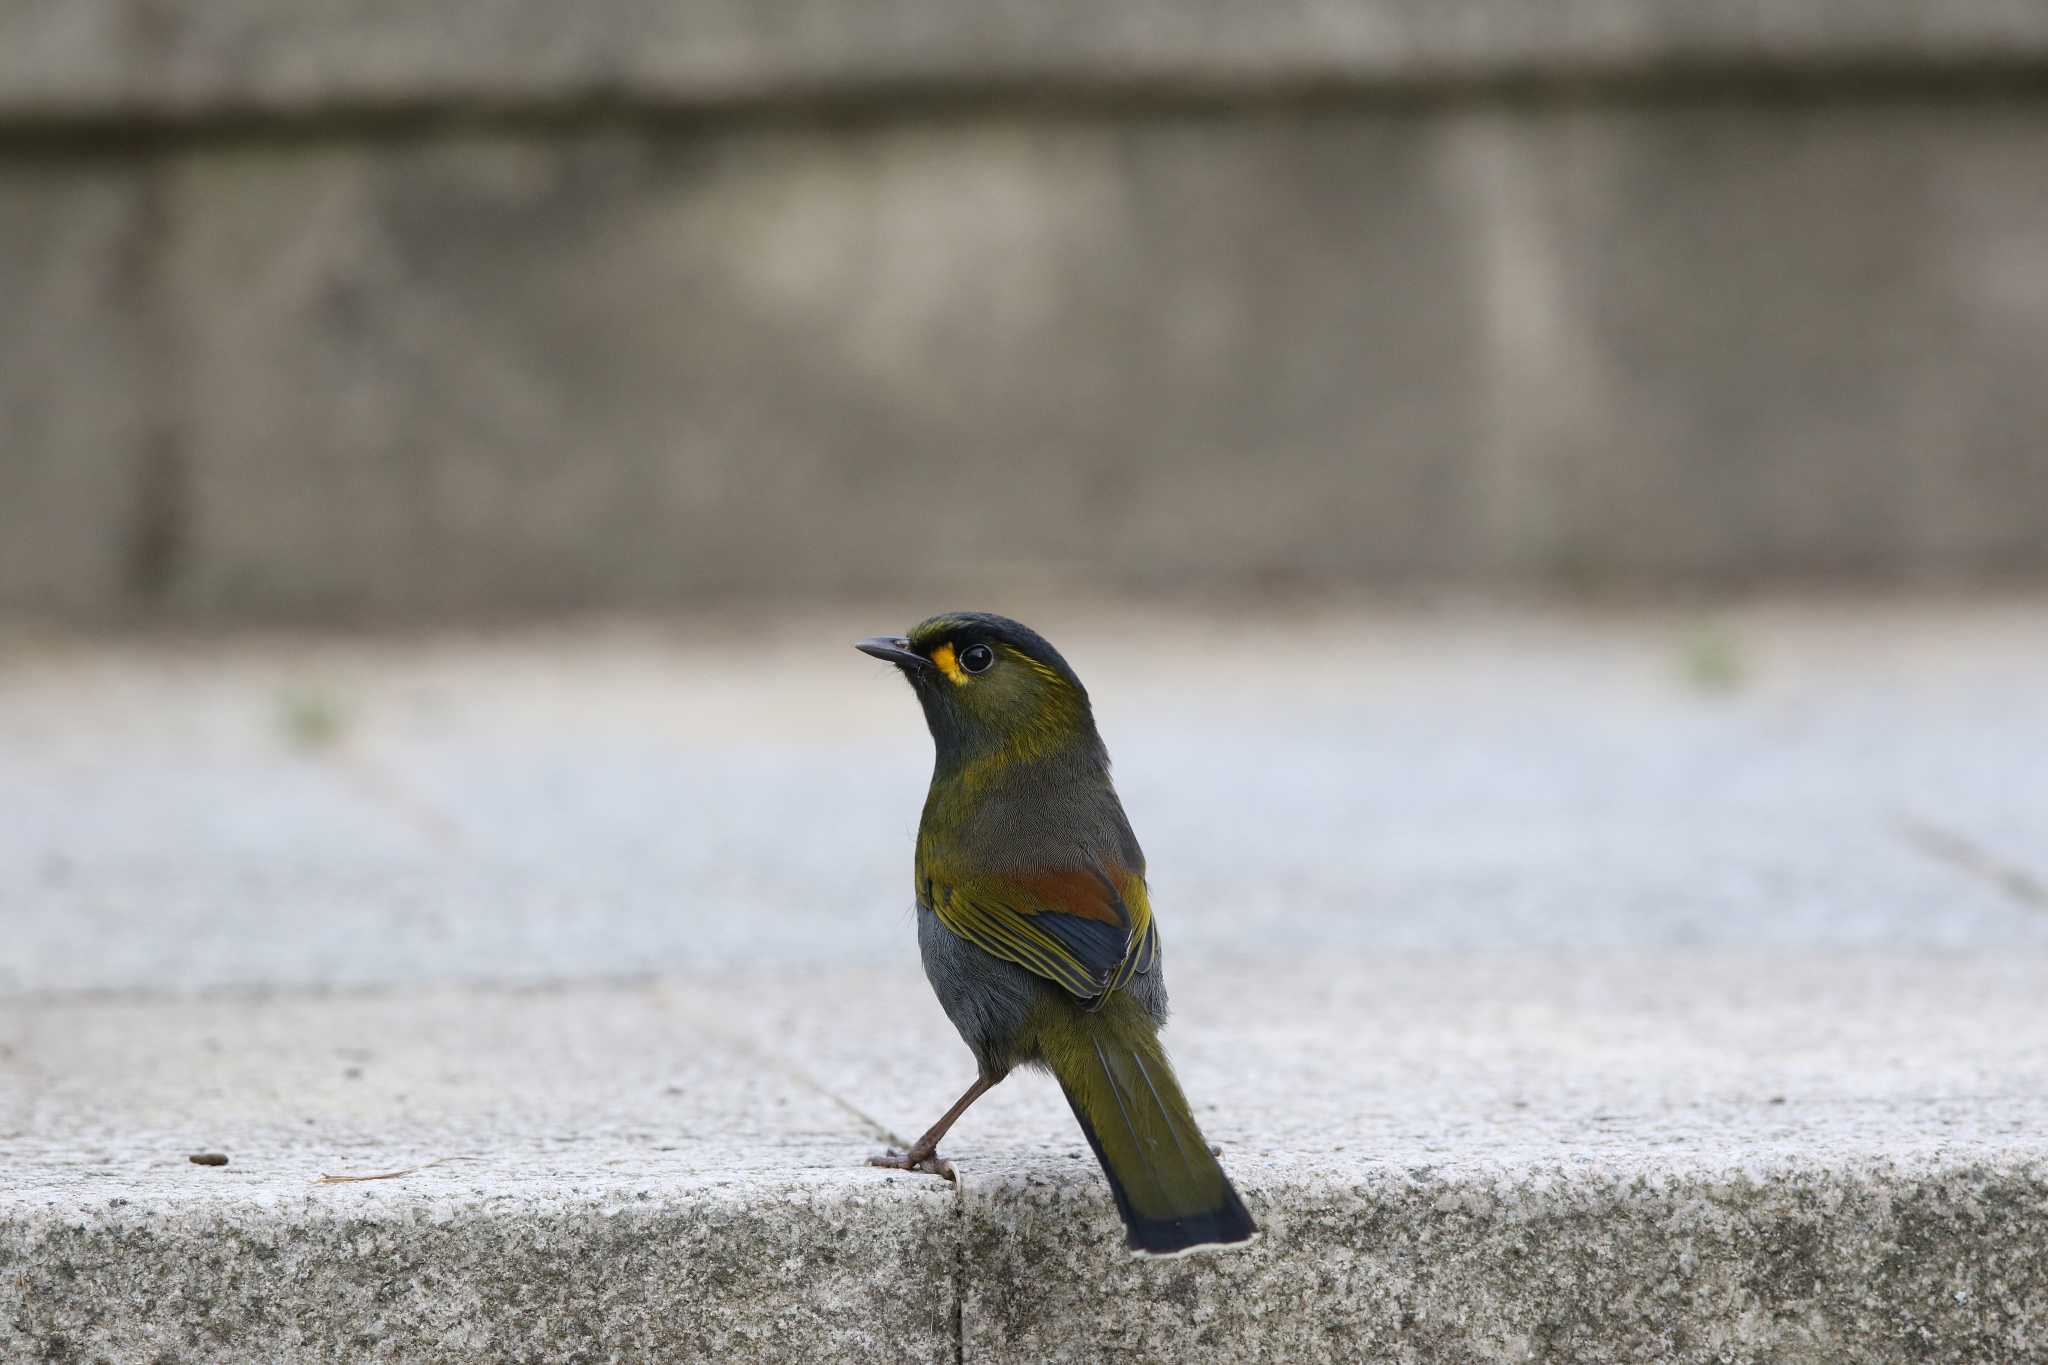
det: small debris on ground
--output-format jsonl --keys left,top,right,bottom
{"left": 188, "top": 1152, "right": 229, "bottom": 1166}
{"left": 312, "top": 1157, "right": 448, "bottom": 1185}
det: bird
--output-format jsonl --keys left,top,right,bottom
{"left": 856, "top": 611, "right": 1257, "bottom": 1255}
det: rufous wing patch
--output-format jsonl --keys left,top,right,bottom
{"left": 924, "top": 862, "right": 1152, "bottom": 1001}
{"left": 1011, "top": 868, "right": 1131, "bottom": 929}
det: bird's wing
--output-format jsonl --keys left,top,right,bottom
{"left": 923, "top": 863, "right": 1155, "bottom": 1001}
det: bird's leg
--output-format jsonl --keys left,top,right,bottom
{"left": 868, "top": 1075, "right": 1000, "bottom": 1182}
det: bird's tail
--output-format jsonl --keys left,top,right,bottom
{"left": 1039, "top": 993, "right": 1257, "bottom": 1255}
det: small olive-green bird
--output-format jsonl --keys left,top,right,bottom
{"left": 858, "top": 612, "right": 1256, "bottom": 1255}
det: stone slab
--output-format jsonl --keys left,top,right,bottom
{"left": 0, "top": 160, "right": 154, "bottom": 618}
{"left": 112, "top": 104, "right": 2048, "bottom": 618}
{"left": 2, "top": 980, "right": 957, "bottom": 1362}
{"left": 3, "top": 600, "right": 2046, "bottom": 998}
{"left": 6, "top": 955, "right": 2047, "bottom": 1361}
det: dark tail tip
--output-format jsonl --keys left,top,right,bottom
{"left": 1126, "top": 1183, "right": 1259, "bottom": 1257}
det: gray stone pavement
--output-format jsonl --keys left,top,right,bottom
{"left": 5, "top": 598, "right": 2047, "bottom": 997}
{"left": 4, "top": 598, "right": 2047, "bottom": 1359}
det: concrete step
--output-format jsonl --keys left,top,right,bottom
{"left": 8, "top": 955, "right": 2047, "bottom": 1362}
{"left": 7, "top": 603, "right": 2046, "bottom": 1359}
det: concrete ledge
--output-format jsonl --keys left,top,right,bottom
{"left": 8, "top": 956, "right": 2048, "bottom": 1362}
{"left": 4, "top": 1, "right": 2048, "bottom": 122}
{"left": 959, "top": 1161, "right": 2048, "bottom": 1362}
{"left": 12, "top": 1159, "right": 2044, "bottom": 1362}
{"left": 8, "top": 1186, "right": 958, "bottom": 1362}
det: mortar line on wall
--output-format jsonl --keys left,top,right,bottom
{"left": 4, "top": 62, "right": 2048, "bottom": 153}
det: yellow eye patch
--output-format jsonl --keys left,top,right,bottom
{"left": 929, "top": 642, "right": 968, "bottom": 685}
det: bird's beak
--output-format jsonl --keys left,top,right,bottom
{"left": 855, "top": 636, "right": 930, "bottom": 670}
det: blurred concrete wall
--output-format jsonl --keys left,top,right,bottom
{"left": 4, "top": 2, "right": 2048, "bottom": 619}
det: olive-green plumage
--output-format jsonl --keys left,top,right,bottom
{"left": 858, "top": 612, "right": 1255, "bottom": 1255}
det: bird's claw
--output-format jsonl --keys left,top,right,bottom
{"left": 868, "top": 1148, "right": 957, "bottom": 1181}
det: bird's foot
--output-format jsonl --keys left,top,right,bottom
{"left": 868, "top": 1147, "right": 956, "bottom": 1181}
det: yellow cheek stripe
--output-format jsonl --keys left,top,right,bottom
{"left": 930, "top": 642, "right": 968, "bottom": 685}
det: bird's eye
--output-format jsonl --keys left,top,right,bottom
{"left": 959, "top": 643, "right": 995, "bottom": 674}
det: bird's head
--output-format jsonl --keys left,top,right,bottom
{"left": 857, "top": 611, "right": 1101, "bottom": 776}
